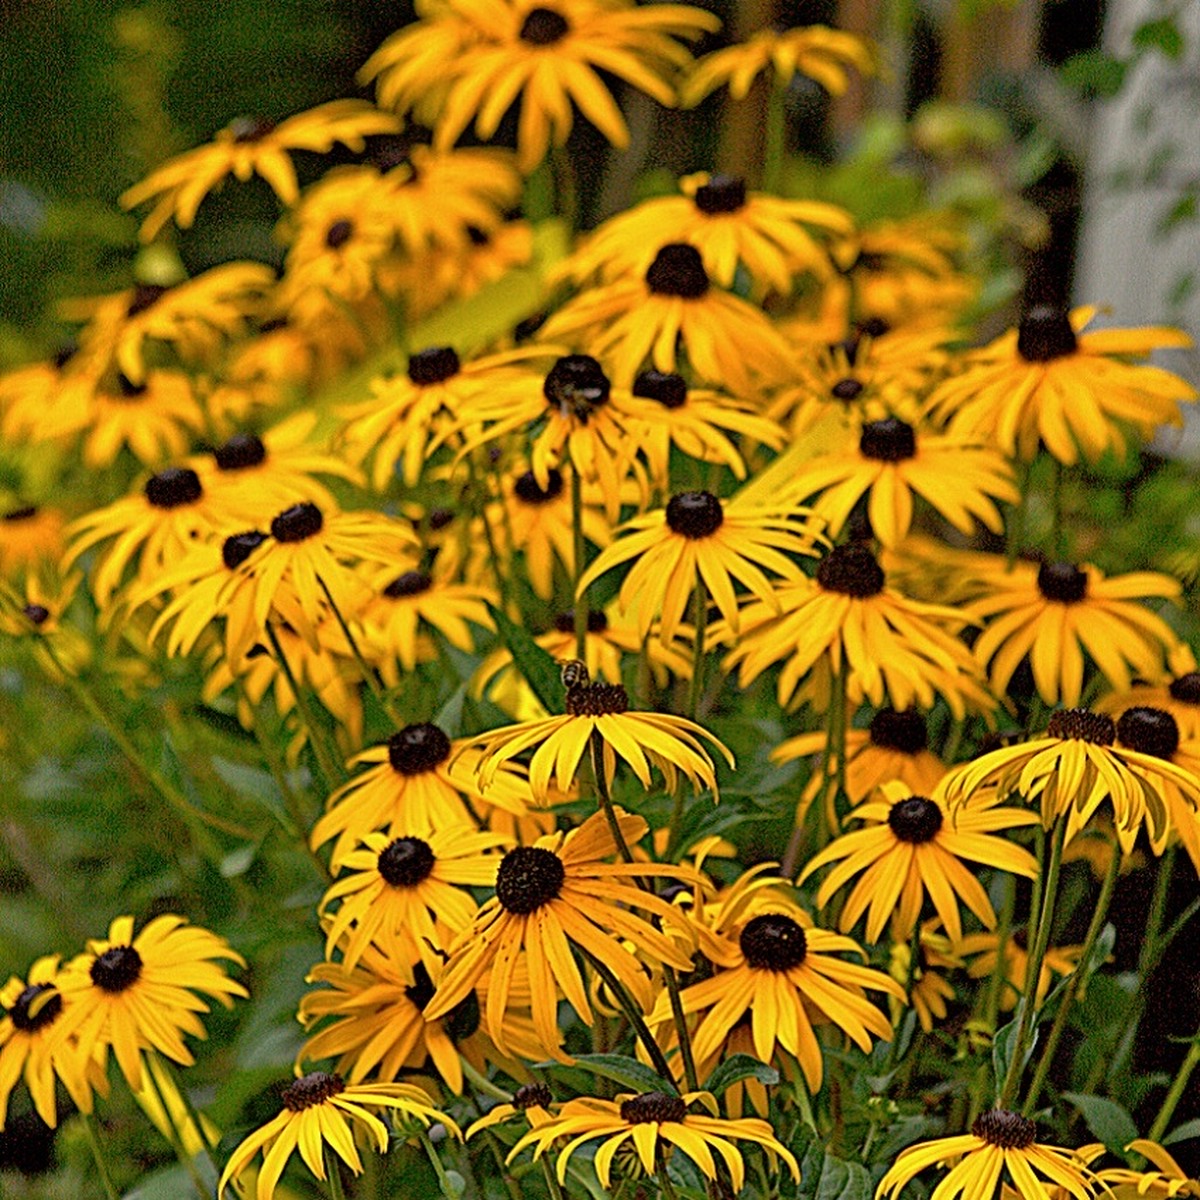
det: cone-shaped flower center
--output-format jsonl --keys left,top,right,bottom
{"left": 817, "top": 543, "right": 885, "bottom": 597}
{"left": 514, "top": 1082, "right": 553, "bottom": 1110}
{"left": 666, "top": 490, "right": 724, "bottom": 539}
{"left": 694, "top": 174, "right": 747, "bottom": 214}
{"left": 325, "top": 219, "right": 354, "bottom": 249}
{"left": 1046, "top": 707, "right": 1115, "bottom": 745}
{"left": 1117, "top": 706, "right": 1180, "bottom": 760}
{"left": 126, "top": 283, "right": 168, "bottom": 318}
{"left": 384, "top": 570, "right": 433, "bottom": 598}
{"left": 565, "top": 680, "right": 630, "bottom": 716}
{"left": 1037, "top": 561, "right": 1088, "bottom": 603}
{"left": 281, "top": 1072, "right": 344, "bottom": 1112}
{"left": 520, "top": 6, "right": 570, "bottom": 44}
{"left": 1170, "top": 672, "right": 1200, "bottom": 704}
{"left": 645, "top": 243, "right": 710, "bottom": 298}
{"left": 90, "top": 945, "right": 143, "bottom": 993}
{"left": 620, "top": 1092, "right": 688, "bottom": 1124}
{"left": 223, "top": 530, "right": 268, "bottom": 569}
{"left": 388, "top": 723, "right": 452, "bottom": 775}
{"left": 145, "top": 467, "right": 202, "bottom": 510}
{"left": 408, "top": 346, "right": 461, "bottom": 385}
{"left": 215, "top": 433, "right": 267, "bottom": 471}
{"left": 633, "top": 369, "right": 688, "bottom": 408}
{"left": 860, "top": 417, "right": 916, "bottom": 462}
{"left": 271, "top": 502, "right": 323, "bottom": 542}
{"left": 972, "top": 1109, "right": 1037, "bottom": 1149}
{"left": 1017, "top": 306, "right": 1078, "bottom": 363}
{"left": 869, "top": 707, "right": 929, "bottom": 753}
{"left": 22, "top": 604, "right": 50, "bottom": 626}
{"left": 495, "top": 846, "right": 565, "bottom": 914}
{"left": 228, "top": 116, "right": 276, "bottom": 143}
{"left": 831, "top": 377, "right": 864, "bottom": 402}
{"left": 888, "top": 796, "right": 943, "bottom": 843}
{"left": 9, "top": 983, "right": 62, "bottom": 1033}
{"left": 554, "top": 609, "right": 609, "bottom": 634}
{"left": 378, "top": 836, "right": 436, "bottom": 886}
{"left": 514, "top": 468, "right": 564, "bottom": 503}
{"left": 740, "top": 913, "right": 808, "bottom": 971}
{"left": 544, "top": 355, "right": 610, "bottom": 419}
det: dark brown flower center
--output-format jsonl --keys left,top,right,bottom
{"left": 665, "top": 490, "right": 723, "bottom": 539}
{"left": 1046, "top": 707, "right": 1115, "bottom": 745}
{"left": 633, "top": 369, "right": 688, "bottom": 408}
{"left": 408, "top": 346, "right": 461, "bottom": 385}
{"left": 22, "top": 604, "right": 50, "bottom": 626}
{"left": 407, "top": 960, "right": 479, "bottom": 1037}
{"left": 514, "top": 1082, "right": 553, "bottom": 1110}
{"left": 553, "top": 610, "right": 608, "bottom": 634}
{"left": 972, "top": 1109, "right": 1037, "bottom": 1149}
{"left": 514, "top": 468, "right": 564, "bottom": 504}
{"left": 145, "top": 467, "right": 202, "bottom": 509}
{"left": 228, "top": 116, "right": 276, "bottom": 143}
{"left": 1037, "top": 561, "right": 1088, "bottom": 603}
{"left": 388, "top": 723, "right": 452, "bottom": 775}
{"left": 859, "top": 317, "right": 890, "bottom": 339}
{"left": 90, "top": 945, "right": 143, "bottom": 993}
{"left": 8, "top": 983, "right": 62, "bottom": 1033}
{"left": 1017, "top": 307, "right": 1077, "bottom": 363}
{"left": 1170, "top": 673, "right": 1200, "bottom": 704}
{"left": 520, "top": 7, "right": 570, "bottom": 44}
{"left": 2, "top": 506, "right": 37, "bottom": 522}
{"left": 693, "top": 174, "right": 747, "bottom": 215}
{"left": 620, "top": 1092, "right": 687, "bottom": 1124}
{"left": 645, "top": 243, "right": 710, "bottom": 298}
{"left": 869, "top": 708, "right": 928, "bottom": 753}
{"left": 384, "top": 571, "right": 432, "bottom": 598}
{"left": 565, "top": 681, "right": 629, "bottom": 716}
{"left": 466, "top": 225, "right": 490, "bottom": 246}
{"left": 831, "top": 377, "right": 864, "bottom": 402}
{"left": 817, "top": 543, "right": 885, "bottom": 597}
{"left": 222, "top": 530, "right": 268, "bottom": 569}
{"left": 495, "top": 846, "right": 565, "bottom": 914}
{"left": 1117, "top": 706, "right": 1180, "bottom": 760}
{"left": 860, "top": 417, "right": 916, "bottom": 462}
{"left": 544, "top": 355, "right": 610, "bottom": 419}
{"left": 281, "top": 1071, "right": 344, "bottom": 1111}
{"left": 378, "top": 836, "right": 436, "bottom": 886}
{"left": 740, "top": 913, "right": 808, "bottom": 971}
{"left": 270, "top": 502, "right": 323, "bottom": 542}
{"left": 126, "top": 283, "right": 168, "bottom": 317}
{"left": 325, "top": 219, "right": 354, "bottom": 249}
{"left": 888, "top": 796, "right": 943, "bottom": 843}
{"left": 116, "top": 373, "right": 147, "bottom": 400}
{"left": 214, "top": 433, "right": 267, "bottom": 471}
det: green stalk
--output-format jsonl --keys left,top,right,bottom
{"left": 81, "top": 1112, "right": 121, "bottom": 1200}
{"left": 687, "top": 566, "right": 708, "bottom": 721}
{"left": 581, "top": 946, "right": 676, "bottom": 1082}
{"left": 590, "top": 731, "right": 635, "bottom": 863}
{"left": 1149, "top": 1034, "right": 1200, "bottom": 1143}
{"left": 762, "top": 84, "right": 787, "bottom": 194}
{"left": 657, "top": 1158, "right": 682, "bottom": 1200}
{"left": 459, "top": 1056, "right": 513, "bottom": 1102}
{"left": 317, "top": 574, "right": 400, "bottom": 725}
{"left": 325, "top": 1144, "right": 348, "bottom": 1200}
{"left": 541, "top": 1155, "right": 568, "bottom": 1200}
{"left": 664, "top": 964, "right": 700, "bottom": 1094}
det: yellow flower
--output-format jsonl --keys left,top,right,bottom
{"left": 76, "top": 370, "right": 207, "bottom": 469}
{"left": 121, "top": 100, "right": 400, "bottom": 240}
{"left": 1096, "top": 1139, "right": 1200, "bottom": 1199}
{"left": 1096, "top": 643, "right": 1200, "bottom": 739}
{"left": 956, "top": 928, "right": 1082, "bottom": 1012}
{"left": 0, "top": 505, "right": 67, "bottom": 577}
{"left": 0, "top": 354, "right": 98, "bottom": 443}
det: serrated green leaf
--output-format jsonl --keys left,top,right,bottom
{"left": 561, "top": 1053, "right": 676, "bottom": 1096}
{"left": 1062, "top": 1092, "right": 1138, "bottom": 1151}
{"left": 702, "top": 1052, "right": 780, "bottom": 1095}
{"left": 487, "top": 602, "right": 563, "bottom": 714}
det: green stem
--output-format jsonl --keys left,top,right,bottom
{"left": 1149, "top": 1034, "right": 1200, "bottom": 1143}
{"left": 541, "top": 1155, "right": 568, "bottom": 1200}
{"left": 762, "top": 84, "right": 787, "bottom": 194}
{"left": 418, "top": 1129, "right": 456, "bottom": 1198}
{"left": 468, "top": 452, "right": 511, "bottom": 609}
{"left": 325, "top": 1144, "right": 347, "bottom": 1200}
{"left": 571, "top": 465, "right": 589, "bottom": 662}
{"left": 687, "top": 566, "right": 708, "bottom": 722}
{"left": 144, "top": 1056, "right": 211, "bottom": 1198}
{"left": 81, "top": 1112, "right": 120, "bottom": 1200}
{"left": 664, "top": 965, "right": 700, "bottom": 1093}
{"left": 581, "top": 947, "right": 676, "bottom": 1082}
{"left": 460, "top": 1056, "right": 513, "bottom": 1102}
{"left": 590, "top": 731, "right": 635, "bottom": 864}
{"left": 317, "top": 575, "right": 400, "bottom": 725}
{"left": 657, "top": 1157, "right": 681, "bottom": 1200}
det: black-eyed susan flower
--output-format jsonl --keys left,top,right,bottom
{"left": 799, "top": 781, "right": 1038, "bottom": 943}
{"left": 217, "top": 1072, "right": 457, "bottom": 1200}
{"left": 462, "top": 671, "right": 732, "bottom": 803}
{"left": 424, "top": 808, "right": 697, "bottom": 1058}
{"left": 0, "top": 352, "right": 97, "bottom": 444}
{"left": 0, "top": 957, "right": 105, "bottom": 1129}
{"left": 426, "top": 1, "right": 720, "bottom": 173}
{"left": 889, "top": 920, "right": 962, "bottom": 1032}
{"left": 121, "top": 101, "right": 401, "bottom": 240}
{"left": 467, "top": 1081, "right": 556, "bottom": 1137}
{"left": 52, "top": 915, "right": 246, "bottom": 1094}
{"left": 877, "top": 1109, "right": 1099, "bottom": 1200}
{"left": 683, "top": 22, "right": 876, "bottom": 103}
{"left": 543, "top": 243, "right": 791, "bottom": 391}
{"left": 577, "top": 485, "right": 823, "bottom": 646}
{"left": 0, "top": 505, "right": 68, "bottom": 577}
{"left": 319, "top": 826, "right": 507, "bottom": 972}
{"left": 1095, "top": 1139, "right": 1200, "bottom": 1198}
{"left": 1097, "top": 644, "right": 1200, "bottom": 739}
{"left": 0, "top": 570, "right": 91, "bottom": 678}
{"left": 509, "top": 1090, "right": 799, "bottom": 1190}
{"left": 926, "top": 305, "right": 1197, "bottom": 464}
{"left": 969, "top": 557, "right": 1182, "bottom": 707}
{"left": 75, "top": 370, "right": 207, "bottom": 469}
{"left": 957, "top": 927, "right": 1082, "bottom": 1012}
{"left": 312, "top": 723, "right": 535, "bottom": 866}
{"left": 721, "top": 543, "right": 987, "bottom": 717}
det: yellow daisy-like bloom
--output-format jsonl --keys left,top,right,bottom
{"left": 778, "top": 415, "right": 1019, "bottom": 548}
{"left": 1095, "top": 1139, "right": 1200, "bottom": 1199}
{"left": 0, "top": 570, "right": 91, "bottom": 678}
{"left": 969, "top": 556, "right": 1182, "bottom": 706}
{"left": 0, "top": 956, "right": 105, "bottom": 1129}
{"left": 543, "top": 243, "right": 791, "bottom": 391}
{"left": 75, "top": 370, "right": 207, "bottom": 469}
{"left": 319, "top": 826, "right": 507, "bottom": 972}
{"left": 0, "top": 353, "right": 98, "bottom": 443}
{"left": 509, "top": 1090, "right": 799, "bottom": 1190}
{"left": 925, "top": 305, "right": 1197, "bottom": 465}
{"left": 683, "top": 23, "right": 876, "bottom": 103}
{"left": 467, "top": 1081, "right": 556, "bottom": 1137}
{"left": 957, "top": 927, "right": 1082, "bottom": 1012}
{"left": 878, "top": 1110, "right": 1099, "bottom": 1200}
{"left": 799, "top": 781, "right": 1039, "bottom": 944}
{"left": 311, "top": 723, "right": 535, "bottom": 866}
{"left": 0, "top": 505, "right": 67, "bottom": 577}
{"left": 217, "top": 1072, "right": 457, "bottom": 1200}
{"left": 654, "top": 870, "right": 902, "bottom": 1092}
{"left": 562, "top": 172, "right": 852, "bottom": 293}
{"left": 425, "top": 1, "right": 719, "bottom": 174}
{"left": 721, "top": 543, "right": 986, "bottom": 717}
{"left": 1097, "top": 644, "right": 1200, "bottom": 739}
{"left": 121, "top": 100, "right": 401, "bottom": 240}
{"left": 889, "top": 921, "right": 962, "bottom": 1033}
{"left": 461, "top": 672, "right": 732, "bottom": 804}
{"left": 424, "top": 807, "right": 698, "bottom": 1056}
{"left": 52, "top": 915, "right": 247, "bottom": 1093}
{"left": 578, "top": 485, "right": 822, "bottom": 645}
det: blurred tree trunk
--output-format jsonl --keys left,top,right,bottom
{"left": 717, "top": 0, "right": 779, "bottom": 182}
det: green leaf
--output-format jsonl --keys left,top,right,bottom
{"left": 1062, "top": 1092, "right": 1138, "bottom": 1152}
{"left": 486, "top": 602, "right": 563, "bottom": 715}
{"left": 1133, "top": 17, "right": 1185, "bottom": 60}
{"left": 561, "top": 1053, "right": 677, "bottom": 1096}
{"left": 702, "top": 1053, "right": 780, "bottom": 1095}
{"left": 1060, "top": 50, "right": 1128, "bottom": 99}
{"left": 992, "top": 1008, "right": 1038, "bottom": 1099}
{"left": 1164, "top": 1118, "right": 1200, "bottom": 1145}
